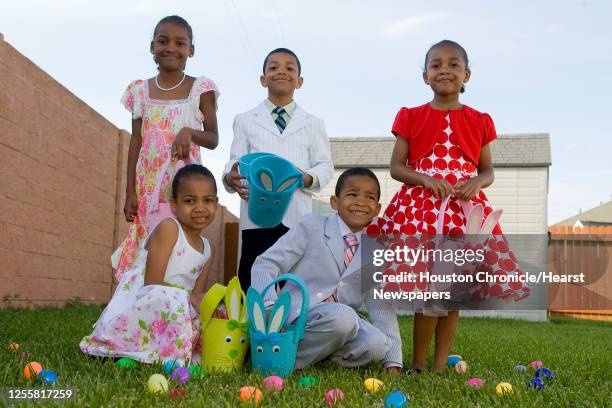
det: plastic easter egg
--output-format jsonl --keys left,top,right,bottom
{"left": 384, "top": 390, "right": 409, "bottom": 408}
{"left": 38, "top": 369, "right": 58, "bottom": 385}
{"left": 495, "top": 382, "right": 514, "bottom": 396}
{"left": 466, "top": 378, "right": 485, "bottom": 388}
{"left": 514, "top": 364, "right": 527, "bottom": 373}
{"left": 364, "top": 377, "right": 384, "bottom": 393}
{"left": 8, "top": 343, "right": 20, "bottom": 350}
{"left": 115, "top": 357, "right": 139, "bottom": 368}
{"left": 24, "top": 362, "right": 43, "bottom": 380}
{"left": 527, "top": 377, "right": 544, "bottom": 391}
{"left": 535, "top": 367, "right": 556, "bottom": 381}
{"left": 147, "top": 374, "right": 169, "bottom": 395}
{"left": 239, "top": 386, "right": 263, "bottom": 405}
{"left": 188, "top": 364, "right": 205, "bottom": 380}
{"left": 262, "top": 375, "right": 283, "bottom": 393}
{"left": 529, "top": 360, "right": 544, "bottom": 369}
{"left": 447, "top": 355, "right": 462, "bottom": 368}
{"left": 325, "top": 389, "right": 344, "bottom": 406}
{"left": 297, "top": 376, "right": 318, "bottom": 388}
{"left": 455, "top": 360, "right": 468, "bottom": 374}
{"left": 170, "top": 367, "right": 190, "bottom": 385}
{"left": 168, "top": 388, "right": 187, "bottom": 399}
{"left": 448, "top": 354, "right": 462, "bottom": 360}
{"left": 163, "top": 360, "right": 181, "bottom": 375}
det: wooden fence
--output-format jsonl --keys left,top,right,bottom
{"left": 548, "top": 225, "right": 612, "bottom": 320}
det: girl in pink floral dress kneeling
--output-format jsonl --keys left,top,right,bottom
{"left": 81, "top": 165, "right": 218, "bottom": 364}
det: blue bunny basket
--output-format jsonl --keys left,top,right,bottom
{"left": 246, "top": 274, "right": 310, "bottom": 377}
{"left": 238, "top": 152, "right": 272, "bottom": 177}
{"left": 242, "top": 153, "right": 303, "bottom": 228}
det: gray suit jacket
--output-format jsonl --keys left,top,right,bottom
{"left": 251, "top": 214, "right": 402, "bottom": 367}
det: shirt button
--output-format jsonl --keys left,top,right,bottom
{"left": 339, "top": 281, "right": 346, "bottom": 287}
{"left": 316, "top": 292, "right": 323, "bottom": 299}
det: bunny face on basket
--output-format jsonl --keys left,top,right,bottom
{"left": 200, "top": 278, "right": 249, "bottom": 372}
{"left": 247, "top": 290, "right": 294, "bottom": 376}
{"left": 252, "top": 169, "right": 301, "bottom": 215}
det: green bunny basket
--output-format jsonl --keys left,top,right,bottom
{"left": 200, "top": 277, "right": 249, "bottom": 372}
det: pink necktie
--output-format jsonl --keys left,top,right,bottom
{"left": 343, "top": 233, "right": 359, "bottom": 270}
{"left": 325, "top": 233, "right": 359, "bottom": 303}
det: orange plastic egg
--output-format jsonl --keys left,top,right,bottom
{"left": 24, "top": 362, "right": 43, "bottom": 380}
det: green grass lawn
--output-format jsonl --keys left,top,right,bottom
{"left": 1, "top": 304, "right": 611, "bottom": 407}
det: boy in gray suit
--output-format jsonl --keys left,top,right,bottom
{"left": 251, "top": 168, "right": 402, "bottom": 374}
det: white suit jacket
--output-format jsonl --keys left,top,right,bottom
{"left": 251, "top": 214, "right": 403, "bottom": 367}
{"left": 222, "top": 101, "right": 334, "bottom": 231}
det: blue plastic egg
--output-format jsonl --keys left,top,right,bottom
{"left": 38, "top": 369, "right": 58, "bottom": 385}
{"left": 447, "top": 355, "right": 462, "bottom": 368}
{"left": 384, "top": 390, "right": 409, "bottom": 408}
{"left": 163, "top": 360, "right": 181, "bottom": 375}
{"left": 527, "top": 377, "right": 544, "bottom": 390}
{"left": 535, "top": 367, "right": 556, "bottom": 381}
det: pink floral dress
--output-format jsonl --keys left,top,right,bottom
{"left": 366, "top": 113, "right": 530, "bottom": 312}
{"left": 113, "top": 77, "right": 219, "bottom": 281}
{"left": 81, "top": 218, "right": 210, "bottom": 364}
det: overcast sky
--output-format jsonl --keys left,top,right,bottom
{"left": 2, "top": 0, "right": 611, "bottom": 223}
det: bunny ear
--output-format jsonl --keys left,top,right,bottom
{"left": 267, "top": 291, "right": 290, "bottom": 334}
{"left": 259, "top": 171, "right": 273, "bottom": 192}
{"left": 465, "top": 204, "right": 484, "bottom": 235}
{"left": 276, "top": 177, "right": 298, "bottom": 193}
{"left": 225, "top": 277, "right": 242, "bottom": 321}
{"left": 239, "top": 291, "right": 249, "bottom": 323}
{"left": 246, "top": 288, "right": 267, "bottom": 333}
{"left": 480, "top": 209, "right": 503, "bottom": 236}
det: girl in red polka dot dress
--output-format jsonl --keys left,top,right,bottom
{"left": 365, "top": 40, "right": 529, "bottom": 374}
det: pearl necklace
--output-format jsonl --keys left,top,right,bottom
{"left": 155, "top": 73, "right": 186, "bottom": 91}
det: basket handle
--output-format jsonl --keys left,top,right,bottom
{"left": 260, "top": 274, "right": 310, "bottom": 343}
{"left": 150, "top": 152, "right": 196, "bottom": 213}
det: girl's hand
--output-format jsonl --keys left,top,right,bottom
{"left": 423, "top": 175, "right": 455, "bottom": 199}
{"left": 190, "top": 292, "right": 204, "bottom": 309}
{"left": 123, "top": 192, "right": 138, "bottom": 222}
{"left": 173, "top": 128, "right": 193, "bottom": 160}
{"left": 454, "top": 177, "right": 482, "bottom": 200}
{"left": 225, "top": 162, "right": 249, "bottom": 200}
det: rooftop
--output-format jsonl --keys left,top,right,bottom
{"left": 330, "top": 134, "right": 551, "bottom": 168}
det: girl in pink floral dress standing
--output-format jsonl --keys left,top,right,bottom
{"left": 81, "top": 165, "right": 218, "bottom": 364}
{"left": 114, "top": 15, "right": 219, "bottom": 280}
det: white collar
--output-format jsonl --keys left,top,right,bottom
{"left": 336, "top": 214, "right": 363, "bottom": 244}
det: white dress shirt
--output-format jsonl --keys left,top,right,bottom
{"left": 223, "top": 100, "right": 334, "bottom": 231}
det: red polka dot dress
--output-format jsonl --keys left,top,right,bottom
{"left": 366, "top": 104, "right": 530, "bottom": 305}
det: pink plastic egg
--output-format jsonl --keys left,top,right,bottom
{"left": 466, "top": 378, "right": 485, "bottom": 388}
{"left": 325, "top": 389, "right": 344, "bottom": 406}
{"left": 262, "top": 375, "right": 283, "bottom": 393}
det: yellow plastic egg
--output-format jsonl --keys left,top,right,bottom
{"left": 147, "top": 374, "right": 169, "bottom": 395}
{"left": 363, "top": 377, "right": 384, "bottom": 393}
{"left": 495, "top": 382, "right": 514, "bottom": 396}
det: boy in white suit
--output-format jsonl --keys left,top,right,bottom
{"left": 251, "top": 168, "right": 402, "bottom": 374}
{"left": 223, "top": 48, "right": 334, "bottom": 292}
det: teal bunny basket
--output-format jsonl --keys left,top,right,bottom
{"left": 238, "top": 152, "right": 273, "bottom": 177}
{"left": 246, "top": 154, "right": 303, "bottom": 228}
{"left": 246, "top": 274, "right": 310, "bottom": 377}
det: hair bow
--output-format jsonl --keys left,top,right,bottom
{"left": 226, "top": 319, "right": 249, "bottom": 332}
{"left": 253, "top": 331, "right": 281, "bottom": 344}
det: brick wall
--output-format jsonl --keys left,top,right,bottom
{"left": 0, "top": 36, "right": 237, "bottom": 307}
